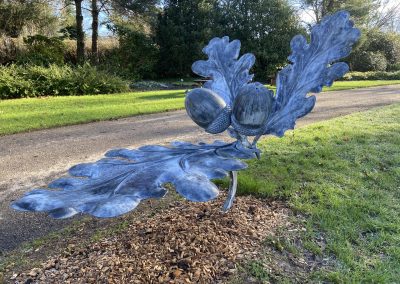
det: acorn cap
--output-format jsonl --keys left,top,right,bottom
{"left": 205, "top": 106, "right": 232, "bottom": 134}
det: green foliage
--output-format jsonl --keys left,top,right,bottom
{"left": 387, "top": 63, "right": 400, "bottom": 72}
{"left": 156, "top": 0, "right": 218, "bottom": 77}
{"left": 102, "top": 25, "right": 159, "bottom": 80}
{"left": 300, "top": 2, "right": 400, "bottom": 73}
{"left": 0, "top": 64, "right": 34, "bottom": 98}
{"left": 17, "top": 35, "right": 66, "bottom": 66}
{"left": 351, "top": 50, "right": 387, "bottom": 71}
{"left": 245, "top": 260, "right": 270, "bottom": 281}
{"left": 0, "top": 36, "right": 22, "bottom": 64}
{"left": 111, "top": 0, "right": 160, "bottom": 15}
{"left": 239, "top": 104, "right": 400, "bottom": 282}
{"left": 59, "top": 26, "right": 78, "bottom": 40}
{"left": 0, "top": 0, "right": 58, "bottom": 38}
{"left": 349, "top": 29, "right": 400, "bottom": 71}
{"left": 58, "top": 4, "right": 76, "bottom": 40}
{"left": 342, "top": 71, "right": 400, "bottom": 80}
{"left": 156, "top": 0, "right": 302, "bottom": 79}
{"left": 364, "top": 30, "right": 400, "bottom": 65}
{"left": 0, "top": 64, "right": 128, "bottom": 99}
{"left": 218, "top": 0, "right": 303, "bottom": 79}
{"left": 300, "top": 0, "right": 379, "bottom": 25}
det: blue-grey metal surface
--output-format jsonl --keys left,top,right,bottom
{"left": 12, "top": 11, "right": 360, "bottom": 218}
{"left": 12, "top": 141, "right": 256, "bottom": 218}
{"left": 189, "top": 11, "right": 360, "bottom": 140}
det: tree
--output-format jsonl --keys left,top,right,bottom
{"left": 217, "top": 0, "right": 303, "bottom": 79}
{"left": 351, "top": 50, "right": 387, "bottom": 71}
{"left": 97, "top": 0, "right": 160, "bottom": 78}
{"left": 368, "top": 0, "right": 400, "bottom": 31}
{"left": 156, "top": 0, "right": 302, "bottom": 79}
{"left": 111, "top": 0, "right": 159, "bottom": 14}
{"left": 0, "top": 0, "right": 58, "bottom": 37}
{"left": 366, "top": 30, "right": 400, "bottom": 65}
{"left": 155, "top": 0, "right": 219, "bottom": 77}
{"left": 17, "top": 34, "right": 66, "bottom": 66}
{"left": 74, "top": 0, "right": 85, "bottom": 63}
{"left": 297, "top": 0, "right": 380, "bottom": 25}
{"left": 107, "top": 24, "right": 159, "bottom": 79}
{"left": 349, "top": 29, "right": 400, "bottom": 71}
{"left": 89, "top": 0, "right": 159, "bottom": 64}
{"left": 91, "top": 0, "right": 100, "bottom": 62}
{"left": 59, "top": 2, "right": 77, "bottom": 39}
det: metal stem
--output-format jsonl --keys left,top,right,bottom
{"left": 222, "top": 171, "right": 238, "bottom": 212}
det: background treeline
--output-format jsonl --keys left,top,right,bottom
{"left": 1, "top": 0, "right": 400, "bottom": 99}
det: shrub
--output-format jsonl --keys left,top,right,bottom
{"left": 0, "top": 65, "right": 35, "bottom": 98}
{"left": 99, "top": 25, "right": 159, "bottom": 80}
{"left": 342, "top": 71, "right": 400, "bottom": 81}
{"left": 0, "top": 36, "right": 23, "bottom": 64}
{"left": 349, "top": 30, "right": 400, "bottom": 72}
{"left": 0, "top": 64, "right": 128, "bottom": 99}
{"left": 365, "top": 30, "right": 400, "bottom": 65}
{"left": 387, "top": 63, "right": 400, "bottom": 72}
{"left": 351, "top": 51, "right": 388, "bottom": 72}
{"left": 69, "top": 64, "right": 129, "bottom": 95}
{"left": 59, "top": 25, "right": 78, "bottom": 40}
{"left": 0, "top": 1, "right": 58, "bottom": 38}
{"left": 17, "top": 35, "right": 66, "bottom": 66}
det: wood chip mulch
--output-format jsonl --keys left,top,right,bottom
{"left": 11, "top": 195, "right": 290, "bottom": 283}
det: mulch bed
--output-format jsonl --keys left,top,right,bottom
{"left": 11, "top": 195, "right": 290, "bottom": 283}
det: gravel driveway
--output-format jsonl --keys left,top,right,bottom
{"left": 1, "top": 85, "right": 399, "bottom": 252}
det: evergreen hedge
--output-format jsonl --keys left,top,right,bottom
{"left": 0, "top": 64, "right": 128, "bottom": 99}
{"left": 342, "top": 71, "right": 400, "bottom": 81}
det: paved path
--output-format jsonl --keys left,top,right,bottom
{"left": 1, "top": 85, "right": 400, "bottom": 252}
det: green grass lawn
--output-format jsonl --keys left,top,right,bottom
{"left": 236, "top": 104, "right": 400, "bottom": 282}
{"left": 0, "top": 102, "right": 398, "bottom": 282}
{"left": 1, "top": 80, "right": 399, "bottom": 136}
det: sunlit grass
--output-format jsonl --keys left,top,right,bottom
{"left": 323, "top": 80, "right": 400, "bottom": 91}
{"left": 0, "top": 90, "right": 185, "bottom": 135}
{"left": 237, "top": 104, "right": 400, "bottom": 282}
{"left": 1, "top": 80, "right": 399, "bottom": 136}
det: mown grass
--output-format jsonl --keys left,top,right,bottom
{"left": 0, "top": 80, "right": 400, "bottom": 136}
{"left": 0, "top": 90, "right": 185, "bottom": 135}
{"left": 157, "top": 78, "right": 400, "bottom": 90}
{"left": 237, "top": 104, "right": 400, "bottom": 282}
{"left": 326, "top": 79, "right": 400, "bottom": 90}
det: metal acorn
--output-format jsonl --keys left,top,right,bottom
{"left": 231, "top": 83, "right": 275, "bottom": 136}
{"left": 185, "top": 88, "right": 231, "bottom": 134}
{"left": 10, "top": 12, "right": 362, "bottom": 219}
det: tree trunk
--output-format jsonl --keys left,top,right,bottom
{"left": 74, "top": 0, "right": 85, "bottom": 64}
{"left": 91, "top": 0, "right": 99, "bottom": 64}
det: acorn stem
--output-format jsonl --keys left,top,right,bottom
{"left": 252, "top": 135, "right": 261, "bottom": 147}
{"left": 238, "top": 133, "right": 251, "bottom": 148}
{"left": 222, "top": 171, "right": 238, "bottom": 212}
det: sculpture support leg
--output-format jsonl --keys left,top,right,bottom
{"left": 222, "top": 171, "right": 238, "bottom": 212}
